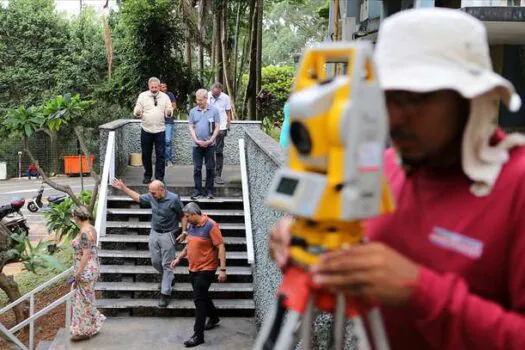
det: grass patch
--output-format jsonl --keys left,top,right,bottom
{"left": 0, "top": 247, "right": 73, "bottom": 306}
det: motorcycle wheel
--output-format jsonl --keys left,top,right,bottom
{"left": 27, "top": 202, "right": 38, "bottom": 213}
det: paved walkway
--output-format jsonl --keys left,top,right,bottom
{"left": 52, "top": 317, "right": 256, "bottom": 350}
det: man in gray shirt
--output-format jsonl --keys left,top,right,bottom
{"left": 188, "top": 89, "right": 220, "bottom": 199}
{"left": 111, "top": 178, "right": 187, "bottom": 307}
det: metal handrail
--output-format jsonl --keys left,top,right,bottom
{"left": 95, "top": 131, "right": 116, "bottom": 245}
{"left": 0, "top": 266, "right": 73, "bottom": 314}
{"left": 239, "top": 139, "right": 255, "bottom": 264}
{"left": 0, "top": 266, "right": 74, "bottom": 350}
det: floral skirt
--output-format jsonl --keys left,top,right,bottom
{"left": 70, "top": 271, "right": 105, "bottom": 337}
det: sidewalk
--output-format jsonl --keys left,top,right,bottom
{"left": 51, "top": 317, "right": 256, "bottom": 350}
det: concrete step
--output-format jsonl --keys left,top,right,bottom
{"left": 97, "top": 298, "right": 254, "bottom": 309}
{"left": 107, "top": 195, "right": 244, "bottom": 211}
{"left": 119, "top": 186, "right": 243, "bottom": 197}
{"left": 97, "top": 281, "right": 253, "bottom": 300}
{"left": 99, "top": 235, "right": 247, "bottom": 252}
{"left": 105, "top": 222, "right": 246, "bottom": 237}
{"left": 95, "top": 298, "right": 254, "bottom": 317}
{"left": 99, "top": 249, "right": 247, "bottom": 260}
{"left": 96, "top": 281, "right": 253, "bottom": 293}
{"left": 105, "top": 221, "right": 245, "bottom": 229}
{"left": 36, "top": 340, "right": 52, "bottom": 350}
{"left": 106, "top": 208, "right": 245, "bottom": 224}
{"left": 99, "top": 234, "right": 246, "bottom": 245}
{"left": 100, "top": 265, "right": 252, "bottom": 283}
{"left": 107, "top": 208, "right": 244, "bottom": 216}
{"left": 107, "top": 195, "right": 243, "bottom": 203}
{"left": 49, "top": 328, "right": 65, "bottom": 350}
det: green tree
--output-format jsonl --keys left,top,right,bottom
{"left": 0, "top": 0, "right": 69, "bottom": 114}
{"left": 262, "top": 0, "right": 328, "bottom": 66}
{"left": 257, "top": 65, "right": 295, "bottom": 123}
{"left": 2, "top": 94, "right": 98, "bottom": 212}
{"left": 104, "top": 0, "right": 198, "bottom": 109}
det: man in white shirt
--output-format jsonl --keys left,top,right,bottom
{"left": 134, "top": 77, "right": 173, "bottom": 184}
{"left": 207, "top": 83, "right": 231, "bottom": 185}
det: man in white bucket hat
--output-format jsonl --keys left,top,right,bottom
{"left": 268, "top": 7, "right": 525, "bottom": 350}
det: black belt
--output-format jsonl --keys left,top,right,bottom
{"left": 155, "top": 228, "right": 177, "bottom": 234}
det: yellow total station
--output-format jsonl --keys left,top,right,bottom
{"left": 267, "top": 42, "right": 395, "bottom": 267}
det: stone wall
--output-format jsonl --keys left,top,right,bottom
{"left": 99, "top": 119, "right": 261, "bottom": 176}
{"left": 244, "top": 128, "right": 285, "bottom": 327}
{"left": 244, "top": 128, "right": 357, "bottom": 350}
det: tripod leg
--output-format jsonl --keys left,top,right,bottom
{"left": 300, "top": 296, "right": 314, "bottom": 350}
{"left": 253, "top": 295, "right": 287, "bottom": 350}
{"left": 333, "top": 292, "right": 346, "bottom": 350}
{"left": 367, "top": 308, "right": 390, "bottom": 350}
{"left": 352, "top": 315, "right": 372, "bottom": 350}
{"left": 274, "top": 310, "right": 302, "bottom": 350}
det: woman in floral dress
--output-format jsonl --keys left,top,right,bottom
{"left": 70, "top": 207, "right": 105, "bottom": 341}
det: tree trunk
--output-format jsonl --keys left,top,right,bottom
{"left": 23, "top": 138, "right": 83, "bottom": 208}
{"left": 244, "top": 0, "right": 258, "bottom": 120}
{"left": 0, "top": 222, "right": 25, "bottom": 325}
{"left": 72, "top": 127, "right": 101, "bottom": 214}
{"left": 237, "top": 33, "right": 249, "bottom": 118}
{"left": 102, "top": 16, "right": 113, "bottom": 79}
{"left": 0, "top": 273, "right": 25, "bottom": 325}
{"left": 213, "top": 3, "right": 223, "bottom": 84}
{"left": 198, "top": 0, "right": 207, "bottom": 81}
{"left": 232, "top": 0, "right": 243, "bottom": 99}
{"left": 220, "top": 0, "right": 237, "bottom": 119}
{"left": 256, "top": 0, "right": 263, "bottom": 108}
{"left": 185, "top": 28, "right": 192, "bottom": 76}
{"left": 49, "top": 131, "right": 58, "bottom": 176}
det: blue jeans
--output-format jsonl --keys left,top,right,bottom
{"left": 164, "top": 123, "right": 173, "bottom": 162}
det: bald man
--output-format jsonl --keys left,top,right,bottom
{"left": 111, "top": 178, "right": 188, "bottom": 307}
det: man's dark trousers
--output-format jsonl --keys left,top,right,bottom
{"left": 192, "top": 146, "right": 215, "bottom": 194}
{"left": 190, "top": 270, "right": 218, "bottom": 339}
{"left": 141, "top": 129, "right": 165, "bottom": 181}
{"left": 215, "top": 130, "right": 227, "bottom": 178}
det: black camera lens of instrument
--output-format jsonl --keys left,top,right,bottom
{"left": 290, "top": 121, "right": 312, "bottom": 155}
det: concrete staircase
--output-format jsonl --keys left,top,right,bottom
{"left": 94, "top": 179, "right": 254, "bottom": 317}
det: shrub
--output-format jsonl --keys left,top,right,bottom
{"left": 44, "top": 190, "right": 94, "bottom": 245}
{"left": 257, "top": 65, "right": 295, "bottom": 126}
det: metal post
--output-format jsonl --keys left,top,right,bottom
{"left": 65, "top": 296, "right": 72, "bottom": 345}
{"left": 18, "top": 151, "right": 22, "bottom": 178}
{"left": 78, "top": 140, "right": 84, "bottom": 193}
{"left": 29, "top": 295, "right": 34, "bottom": 350}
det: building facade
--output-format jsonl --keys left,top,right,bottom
{"left": 328, "top": 0, "right": 525, "bottom": 131}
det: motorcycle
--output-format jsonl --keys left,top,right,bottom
{"left": 27, "top": 185, "right": 67, "bottom": 213}
{"left": 0, "top": 198, "right": 30, "bottom": 236}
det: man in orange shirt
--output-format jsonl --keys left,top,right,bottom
{"left": 171, "top": 202, "right": 227, "bottom": 348}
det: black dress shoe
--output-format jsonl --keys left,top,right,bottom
{"left": 205, "top": 317, "right": 220, "bottom": 330}
{"left": 184, "top": 335, "right": 204, "bottom": 347}
{"left": 158, "top": 294, "right": 170, "bottom": 308}
{"left": 143, "top": 178, "right": 152, "bottom": 184}
{"left": 206, "top": 192, "right": 214, "bottom": 199}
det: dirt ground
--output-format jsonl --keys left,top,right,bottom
{"left": 0, "top": 281, "right": 69, "bottom": 349}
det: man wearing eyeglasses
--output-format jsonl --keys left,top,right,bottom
{"left": 134, "top": 77, "right": 173, "bottom": 184}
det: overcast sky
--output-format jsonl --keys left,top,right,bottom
{"left": 1, "top": 0, "right": 119, "bottom": 16}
